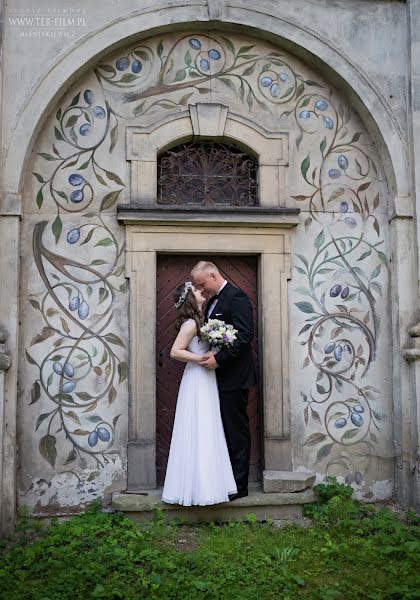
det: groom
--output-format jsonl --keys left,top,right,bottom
{"left": 191, "top": 260, "right": 257, "bottom": 500}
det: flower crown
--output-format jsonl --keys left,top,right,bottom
{"left": 174, "top": 281, "right": 194, "bottom": 309}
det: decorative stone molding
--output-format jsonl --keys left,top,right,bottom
{"left": 118, "top": 205, "right": 299, "bottom": 490}
{"left": 125, "top": 103, "right": 289, "bottom": 207}
{"left": 0, "top": 192, "right": 22, "bottom": 217}
{"left": 0, "top": 327, "right": 11, "bottom": 371}
{"left": 403, "top": 322, "right": 420, "bottom": 362}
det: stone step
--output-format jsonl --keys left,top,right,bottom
{"left": 262, "top": 470, "right": 316, "bottom": 493}
{"left": 111, "top": 484, "right": 316, "bottom": 523}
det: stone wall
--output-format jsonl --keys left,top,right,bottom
{"left": 1, "top": 1, "right": 418, "bottom": 528}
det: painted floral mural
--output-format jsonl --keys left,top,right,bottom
{"left": 21, "top": 31, "right": 390, "bottom": 506}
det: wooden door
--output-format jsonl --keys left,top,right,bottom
{"left": 156, "top": 255, "right": 261, "bottom": 485}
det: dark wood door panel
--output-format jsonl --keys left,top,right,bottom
{"left": 156, "top": 254, "right": 261, "bottom": 485}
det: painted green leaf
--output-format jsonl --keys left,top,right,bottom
{"left": 52, "top": 214, "right": 62, "bottom": 244}
{"left": 119, "top": 280, "right": 129, "bottom": 292}
{"left": 94, "top": 238, "right": 114, "bottom": 247}
{"left": 303, "top": 432, "right": 326, "bottom": 446}
{"left": 65, "top": 115, "right": 78, "bottom": 128}
{"left": 25, "top": 349, "right": 37, "bottom": 365}
{"left": 36, "top": 188, "right": 44, "bottom": 209}
{"left": 157, "top": 40, "right": 163, "bottom": 58}
{"left": 109, "top": 124, "right": 118, "bottom": 153}
{"left": 378, "top": 251, "right": 388, "bottom": 266}
{"left": 315, "top": 443, "right": 333, "bottom": 463}
{"left": 370, "top": 264, "right": 381, "bottom": 279}
{"left": 184, "top": 50, "right": 192, "bottom": 66}
{"left": 134, "top": 50, "right": 149, "bottom": 61}
{"left": 99, "top": 64, "right": 116, "bottom": 74}
{"left": 77, "top": 392, "right": 94, "bottom": 401}
{"left": 105, "top": 170, "right": 124, "bottom": 186}
{"left": 237, "top": 45, "right": 255, "bottom": 56}
{"left": 30, "top": 381, "right": 41, "bottom": 405}
{"left": 314, "top": 229, "right": 325, "bottom": 249}
{"left": 37, "top": 153, "right": 57, "bottom": 161}
{"left": 54, "top": 127, "right": 64, "bottom": 140}
{"left": 80, "top": 228, "right": 95, "bottom": 246}
{"left": 174, "top": 68, "right": 187, "bottom": 82}
{"left": 219, "top": 77, "right": 236, "bottom": 92}
{"left": 342, "top": 428, "right": 359, "bottom": 440}
{"left": 56, "top": 108, "right": 62, "bottom": 121}
{"left": 301, "top": 154, "right": 310, "bottom": 182}
{"left": 305, "top": 80, "right": 323, "bottom": 87}
{"left": 118, "top": 362, "right": 128, "bottom": 384}
{"left": 100, "top": 189, "right": 122, "bottom": 211}
{"left": 65, "top": 448, "right": 77, "bottom": 464}
{"left": 320, "top": 137, "right": 326, "bottom": 156}
{"left": 39, "top": 433, "right": 57, "bottom": 468}
{"left": 357, "top": 249, "right": 371, "bottom": 262}
{"left": 98, "top": 287, "right": 109, "bottom": 304}
{"left": 242, "top": 64, "right": 256, "bottom": 77}
{"left": 69, "top": 93, "right": 80, "bottom": 107}
{"left": 108, "top": 386, "right": 117, "bottom": 405}
{"left": 221, "top": 37, "right": 235, "bottom": 56}
{"left": 300, "top": 97, "right": 311, "bottom": 107}
{"left": 295, "top": 301, "right": 315, "bottom": 314}
{"left": 104, "top": 333, "right": 125, "bottom": 347}
{"left": 90, "top": 259, "right": 107, "bottom": 265}
{"left": 120, "top": 73, "right": 137, "bottom": 83}
{"left": 33, "top": 173, "right": 45, "bottom": 183}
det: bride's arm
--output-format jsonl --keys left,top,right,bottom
{"left": 170, "top": 321, "right": 204, "bottom": 364}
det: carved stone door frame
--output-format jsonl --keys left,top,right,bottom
{"left": 117, "top": 103, "right": 299, "bottom": 490}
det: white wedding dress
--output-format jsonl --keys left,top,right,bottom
{"left": 161, "top": 319, "right": 237, "bottom": 506}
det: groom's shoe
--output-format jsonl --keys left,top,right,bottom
{"left": 228, "top": 489, "right": 248, "bottom": 501}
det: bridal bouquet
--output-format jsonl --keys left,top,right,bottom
{"left": 199, "top": 319, "right": 238, "bottom": 351}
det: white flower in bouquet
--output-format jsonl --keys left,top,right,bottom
{"left": 199, "top": 319, "right": 238, "bottom": 351}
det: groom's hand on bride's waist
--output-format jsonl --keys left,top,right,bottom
{"left": 198, "top": 353, "right": 218, "bottom": 369}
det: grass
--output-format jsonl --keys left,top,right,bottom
{"left": 0, "top": 477, "right": 419, "bottom": 600}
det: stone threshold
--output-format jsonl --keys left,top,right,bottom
{"left": 111, "top": 484, "right": 316, "bottom": 523}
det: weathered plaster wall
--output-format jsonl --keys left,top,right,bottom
{"left": 18, "top": 29, "right": 393, "bottom": 511}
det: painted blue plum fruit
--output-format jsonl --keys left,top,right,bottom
{"left": 79, "top": 124, "right": 91, "bottom": 136}
{"left": 116, "top": 57, "right": 130, "bottom": 71}
{"left": 67, "top": 229, "right": 80, "bottom": 244}
{"left": 341, "top": 286, "right": 350, "bottom": 299}
{"left": 131, "top": 60, "right": 142, "bottom": 74}
{"left": 270, "top": 83, "right": 280, "bottom": 97}
{"left": 62, "top": 381, "right": 76, "bottom": 393}
{"left": 93, "top": 106, "right": 106, "bottom": 119}
{"left": 78, "top": 301, "right": 89, "bottom": 320}
{"left": 208, "top": 49, "right": 221, "bottom": 60}
{"left": 70, "top": 190, "right": 84, "bottom": 203}
{"left": 88, "top": 430, "right": 99, "bottom": 447}
{"left": 328, "top": 169, "right": 341, "bottom": 179}
{"left": 353, "top": 404, "right": 364, "bottom": 413}
{"left": 53, "top": 362, "right": 62, "bottom": 375}
{"left": 351, "top": 412, "right": 364, "bottom": 427}
{"left": 63, "top": 363, "right": 74, "bottom": 378}
{"left": 345, "top": 216, "right": 357, "bottom": 228}
{"left": 324, "top": 342, "right": 335, "bottom": 354}
{"left": 97, "top": 427, "right": 110, "bottom": 442}
{"left": 261, "top": 77, "right": 273, "bottom": 87}
{"left": 69, "top": 297, "right": 80, "bottom": 311}
{"left": 299, "top": 110, "right": 310, "bottom": 119}
{"left": 334, "top": 346, "right": 343, "bottom": 361}
{"left": 335, "top": 417, "right": 347, "bottom": 428}
{"left": 279, "top": 73, "right": 289, "bottom": 82}
{"left": 340, "top": 201, "right": 348, "bottom": 213}
{"left": 323, "top": 116, "right": 334, "bottom": 129}
{"left": 315, "top": 99, "right": 328, "bottom": 111}
{"left": 200, "top": 58, "right": 210, "bottom": 72}
{"left": 68, "top": 174, "right": 84, "bottom": 186}
{"left": 338, "top": 155, "right": 349, "bottom": 169}
{"left": 330, "top": 284, "right": 342, "bottom": 297}
{"left": 83, "top": 90, "right": 94, "bottom": 105}
{"left": 188, "top": 38, "right": 201, "bottom": 50}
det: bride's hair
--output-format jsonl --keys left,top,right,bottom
{"left": 173, "top": 283, "right": 203, "bottom": 333}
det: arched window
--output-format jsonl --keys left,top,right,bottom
{"left": 157, "top": 141, "right": 258, "bottom": 206}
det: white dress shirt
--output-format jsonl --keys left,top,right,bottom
{"left": 208, "top": 280, "right": 228, "bottom": 317}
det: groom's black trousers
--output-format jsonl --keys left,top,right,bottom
{"left": 218, "top": 388, "right": 250, "bottom": 493}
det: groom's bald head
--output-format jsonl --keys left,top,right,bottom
{"left": 191, "top": 261, "right": 225, "bottom": 295}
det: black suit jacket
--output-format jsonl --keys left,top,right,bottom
{"left": 205, "top": 282, "right": 257, "bottom": 391}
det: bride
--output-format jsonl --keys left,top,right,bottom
{"left": 161, "top": 281, "right": 237, "bottom": 506}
